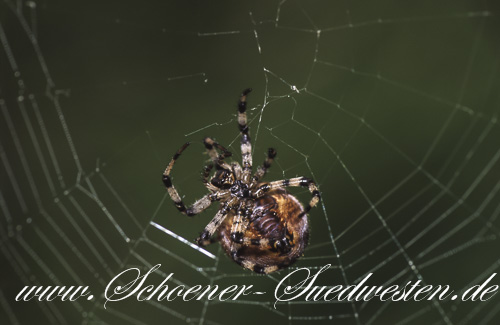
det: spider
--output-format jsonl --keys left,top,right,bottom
{"left": 162, "top": 88, "right": 320, "bottom": 274}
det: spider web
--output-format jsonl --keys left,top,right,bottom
{"left": 1, "top": 0, "right": 500, "bottom": 324}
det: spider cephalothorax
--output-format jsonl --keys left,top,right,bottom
{"left": 162, "top": 89, "right": 320, "bottom": 274}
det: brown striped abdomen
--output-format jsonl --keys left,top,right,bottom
{"left": 219, "top": 189, "right": 309, "bottom": 272}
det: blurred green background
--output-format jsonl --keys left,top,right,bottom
{"left": 1, "top": 0, "right": 500, "bottom": 324}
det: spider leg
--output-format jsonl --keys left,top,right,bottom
{"left": 196, "top": 198, "right": 236, "bottom": 246}
{"left": 203, "top": 137, "right": 232, "bottom": 170}
{"left": 251, "top": 148, "right": 277, "bottom": 185}
{"left": 162, "top": 143, "right": 229, "bottom": 216}
{"left": 229, "top": 208, "right": 249, "bottom": 245}
{"left": 253, "top": 177, "right": 321, "bottom": 217}
{"left": 201, "top": 163, "right": 218, "bottom": 192}
{"left": 231, "top": 162, "right": 243, "bottom": 180}
{"left": 238, "top": 88, "right": 253, "bottom": 183}
{"left": 202, "top": 162, "right": 214, "bottom": 183}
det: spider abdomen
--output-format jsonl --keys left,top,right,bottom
{"left": 219, "top": 189, "right": 309, "bottom": 274}
{"left": 250, "top": 195, "right": 284, "bottom": 238}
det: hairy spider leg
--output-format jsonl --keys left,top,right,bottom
{"left": 238, "top": 88, "right": 253, "bottom": 183}
{"left": 231, "top": 162, "right": 243, "bottom": 180}
{"left": 251, "top": 147, "right": 277, "bottom": 185}
{"left": 162, "top": 142, "right": 229, "bottom": 216}
{"left": 228, "top": 208, "right": 249, "bottom": 246}
{"left": 203, "top": 137, "right": 233, "bottom": 171}
{"left": 201, "top": 163, "right": 218, "bottom": 191}
{"left": 196, "top": 197, "right": 237, "bottom": 246}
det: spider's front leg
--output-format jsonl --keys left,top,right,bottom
{"left": 163, "top": 142, "right": 229, "bottom": 216}
{"left": 203, "top": 137, "right": 232, "bottom": 171}
{"left": 201, "top": 163, "right": 219, "bottom": 192}
{"left": 238, "top": 88, "right": 253, "bottom": 183}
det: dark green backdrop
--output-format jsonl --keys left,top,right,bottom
{"left": 1, "top": 1, "right": 499, "bottom": 324}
